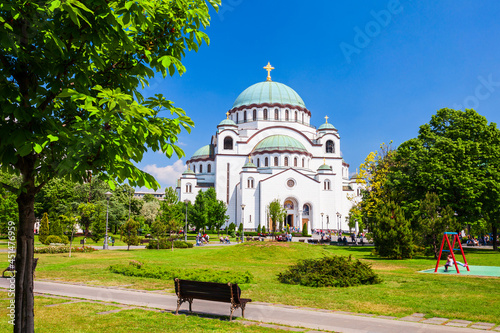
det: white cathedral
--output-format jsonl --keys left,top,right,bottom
{"left": 176, "top": 63, "right": 362, "bottom": 234}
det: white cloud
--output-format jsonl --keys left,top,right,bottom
{"left": 143, "top": 160, "right": 187, "bottom": 188}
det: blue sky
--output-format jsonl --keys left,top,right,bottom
{"left": 136, "top": 0, "right": 500, "bottom": 190}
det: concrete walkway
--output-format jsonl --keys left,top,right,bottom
{"left": 0, "top": 279, "right": 497, "bottom": 333}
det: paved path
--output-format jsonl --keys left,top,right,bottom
{"left": 0, "top": 279, "right": 496, "bottom": 333}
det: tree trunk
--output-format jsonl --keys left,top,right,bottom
{"left": 15, "top": 188, "right": 36, "bottom": 332}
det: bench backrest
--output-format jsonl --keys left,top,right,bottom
{"left": 174, "top": 278, "right": 242, "bottom": 304}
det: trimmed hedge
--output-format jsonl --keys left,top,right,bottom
{"left": 146, "top": 240, "right": 193, "bottom": 249}
{"left": 34, "top": 246, "right": 97, "bottom": 254}
{"left": 277, "top": 255, "right": 381, "bottom": 288}
{"left": 109, "top": 261, "right": 254, "bottom": 284}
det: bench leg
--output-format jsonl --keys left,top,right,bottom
{"left": 229, "top": 305, "right": 235, "bottom": 321}
{"left": 175, "top": 297, "right": 193, "bottom": 315}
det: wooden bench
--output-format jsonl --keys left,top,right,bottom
{"left": 174, "top": 278, "right": 251, "bottom": 320}
{"left": 3, "top": 258, "right": 39, "bottom": 278}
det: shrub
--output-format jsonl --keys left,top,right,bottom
{"left": 257, "top": 224, "right": 261, "bottom": 234}
{"left": 277, "top": 255, "right": 381, "bottom": 288}
{"left": 262, "top": 225, "right": 266, "bottom": 234}
{"left": 45, "top": 235, "right": 62, "bottom": 245}
{"left": 34, "top": 246, "right": 97, "bottom": 254}
{"left": 146, "top": 239, "right": 193, "bottom": 249}
{"left": 109, "top": 262, "right": 254, "bottom": 284}
{"left": 302, "top": 224, "right": 308, "bottom": 237}
{"left": 39, "top": 213, "right": 50, "bottom": 244}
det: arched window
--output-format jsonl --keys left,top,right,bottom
{"left": 302, "top": 158, "right": 305, "bottom": 168}
{"left": 193, "top": 165, "right": 196, "bottom": 173}
{"left": 284, "top": 157, "right": 288, "bottom": 166}
{"left": 263, "top": 109, "right": 268, "bottom": 120}
{"left": 357, "top": 188, "right": 361, "bottom": 196}
{"left": 224, "top": 136, "right": 233, "bottom": 150}
{"left": 236, "top": 113, "right": 239, "bottom": 123}
{"left": 253, "top": 109, "right": 256, "bottom": 120}
{"left": 265, "top": 157, "right": 269, "bottom": 167}
{"left": 303, "top": 204, "right": 310, "bottom": 216}
{"left": 274, "top": 156, "right": 279, "bottom": 166}
{"left": 257, "top": 159, "right": 260, "bottom": 167}
{"left": 326, "top": 140, "right": 335, "bottom": 153}
{"left": 199, "top": 164, "right": 203, "bottom": 173}
{"left": 186, "top": 183, "right": 192, "bottom": 193}
{"left": 302, "top": 114, "right": 304, "bottom": 123}
{"left": 208, "top": 164, "right": 211, "bottom": 173}
{"left": 294, "top": 157, "right": 297, "bottom": 167}
{"left": 247, "top": 177, "right": 254, "bottom": 188}
{"left": 285, "top": 109, "right": 289, "bottom": 121}
{"left": 324, "top": 180, "right": 331, "bottom": 190}
{"left": 295, "top": 111, "right": 298, "bottom": 122}
{"left": 243, "top": 111, "right": 247, "bottom": 122}
{"left": 274, "top": 108, "right": 279, "bottom": 120}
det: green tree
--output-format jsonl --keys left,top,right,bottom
{"left": 164, "top": 187, "right": 179, "bottom": 205}
{"left": 190, "top": 191, "right": 208, "bottom": 231}
{"left": 268, "top": 199, "right": 287, "bottom": 233}
{"left": 39, "top": 213, "right": 50, "bottom": 245}
{"left": 90, "top": 205, "right": 106, "bottom": 244}
{"left": 0, "top": 172, "right": 19, "bottom": 234}
{"left": 142, "top": 193, "right": 158, "bottom": 203}
{"left": 157, "top": 197, "right": 183, "bottom": 250}
{"left": 78, "top": 203, "right": 97, "bottom": 236}
{"left": 393, "top": 108, "right": 500, "bottom": 250}
{"left": 60, "top": 214, "right": 78, "bottom": 257}
{"left": 0, "top": 0, "right": 219, "bottom": 329}
{"left": 49, "top": 216, "right": 62, "bottom": 238}
{"left": 416, "top": 192, "right": 459, "bottom": 258}
{"left": 374, "top": 201, "right": 413, "bottom": 259}
{"left": 140, "top": 200, "right": 161, "bottom": 225}
{"left": 262, "top": 225, "right": 266, "bottom": 234}
{"left": 120, "top": 219, "right": 141, "bottom": 251}
{"left": 257, "top": 225, "right": 261, "bottom": 234}
{"left": 204, "top": 188, "right": 228, "bottom": 236}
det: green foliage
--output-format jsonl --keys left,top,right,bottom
{"left": 374, "top": 201, "right": 413, "bottom": 259}
{"left": 120, "top": 218, "right": 140, "bottom": 250}
{"left": 140, "top": 200, "right": 161, "bottom": 224}
{"left": 302, "top": 224, "right": 308, "bottom": 237}
{"left": 44, "top": 235, "right": 63, "bottom": 245}
{"left": 238, "top": 222, "right": 243, "bottom": 234}
{"left": 277, "top": 255, "right": 381, "bottom": 288}
{"left": 90, "top": 205, "right": 106, "bottom": 243}
{"left": 262, "top": 225, "right": 266, "bottom": 234}
{"left": 142, "top": 194, "right": 158, "bottom": 203}
{"left": 190, "top": 191, "right": 207, "bottom": 231}
{"left": 268, "top": 199, "right": 287, "bottom": 232}
{"left": 0, "top": 172, "right": 19, "bottom": 234}
{"left": 109, "top": 262, "right": 253, "bottom": 284}
{"left": 146, "top": 240, "right": 193, "bottom": 249}
{"left": 49, "top": 216, "right": 63, "bottom": 237}
{"left": 257, "top": 224, "right": 261, "bottom": 234}
{"left": 39, "top": 213, "right": 50, "bottom": 244}
{"left": 205, "top": 188, "right": 229, "bottom": 235}
{"left": 34, "top": 246, "right": 96, "bottom": 254}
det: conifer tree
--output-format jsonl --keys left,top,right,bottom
{"left": 39, "top": 213, "right": 50, "bottom": 245}
{"left": 374, "top": 201, "right": 413, "bottom": 259}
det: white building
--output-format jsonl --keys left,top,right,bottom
{"left": 176, "top": 64, "right": 362, "bottom": 234}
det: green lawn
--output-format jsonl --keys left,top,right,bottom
{"left": 1, "top": 242, "right": 499, "bottom": 323}
{"left": 0, "top": 292, "right": 289, "bottom": 332}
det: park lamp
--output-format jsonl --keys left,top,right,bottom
{"left": 241, "top": 204, "right": 246, "bottom": 242}
{"left": 184, "top": 199, "right": 189, "bottom": 242}
{"left": 103, "top": 191, "right": 112, "bottom": 250}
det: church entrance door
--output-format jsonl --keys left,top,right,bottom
{"left": 286, "top": 214, "right": 293, "bottom": 228}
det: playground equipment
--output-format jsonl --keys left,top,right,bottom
{"left": 434, "top": 232, "right": 470, "bottom": 273}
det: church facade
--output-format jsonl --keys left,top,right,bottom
{"left": 176, "top": 64, "right": 362, "bottom": 234}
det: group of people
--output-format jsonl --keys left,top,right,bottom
{"left": 219, "top": 236, "right": 231, "bottom": 244}
{"left": 195, "top": 233, "right": 209, "bottom": 246}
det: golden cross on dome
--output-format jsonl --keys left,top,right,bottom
{"left": 248, "top": 155, "right": 252, "bottom": 162}
{"left": 226, "top": 111, "right": 230, "bottom": 119}
{"left": 324, "top": 115, "right": 329, "bottom": 123}
{"left": 263, "top": 62, "right": 274, "bottom": 81}
{"left": 323, "top": 157, "right": 326, "bottom": 164}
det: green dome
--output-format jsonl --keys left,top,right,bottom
{"left": 232, "top": 81, "right": 305, "bottom": 109}
{"left": 191, "top": 145, "right": 211, "bottom": 159}
{"left": 318, "top": 164, "right": 332, "bottom": 171}
{"left": 253, "top": 135, "right": 307, "bottom": 154}
{"left": 183, "top": 169, "right": 195, "bottom": 175}
{"left": 243, "top": 162, "right": 257, "bottom": 168}
{"left": 218, "top": 118, "right": 237, "bottom": 126}
{"left": 318, "top": 122, "right": 336, "bottom": 130}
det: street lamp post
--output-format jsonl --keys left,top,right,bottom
{"left": 184, "top": 200, "right": 189, "bottom": 242}
{"left": 241, "top": 204, "right": 246, "bottom": 243}
{"left": 321, "top": 213, "right": 324, "bottom": 232}
{"left": 336, "top": 212, "right": 341, "bottom": 235}
{"left": 103, "top": 191, "right": 112, "bottom": 250}
{"left": 326, "top": 215, "right": 329, "bottom": 232}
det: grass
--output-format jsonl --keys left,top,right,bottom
{"left": 1, "top": 242, "right": 499, "bottom": 324}
{"left": 0, "top": 292, "right": 290, "bottom": 332}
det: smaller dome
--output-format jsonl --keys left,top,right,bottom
{"left": 243, "top": 162, "right": 257, "bottom": 168}
{"left": 191, "top": 145, "right": 211, "bottom": 159}
{"left": 253, "top": 135, "right": 307, "bottom": 154}
{"left": 318, "top": 122, "right": 336, "bottom": 130}
{"left": 183, "top": 169, "right": 195, "bottom": 175}
{"left": 318, "top": 164, "right": 332, "bottom": 171}
{"left": 218, "top": 118, "right": 237, "bottom": 126}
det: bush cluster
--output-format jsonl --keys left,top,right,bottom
{"left": 146, "top": 240, "right": 194, "bottom": 249}
{"left": 34, "top": 246, "right": 97, "bottom": 254}
{"left": 44, "top": 235, "right": 69, "bottom": 245}
{"left": 277, "top": 255, "right": 381, "bottom": 288}
{"left": 109, "top": 261, "right": 254, "bottom": 284}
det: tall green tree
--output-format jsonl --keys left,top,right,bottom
{"left": 416, "top": 192, "right": 459, "bottom": 258}
{"left": 204, "top": 188, "right": 228, "bottom": 236}
{"left": 39, "top": 213, "right": 50, "bottom": 245}
{"left": 190, "top": 190, "right": 208, "bottom": 231}
{"left": 120, "top": 218, "right": 141, "bottom": 251}
{"left": 90, "top": 204, "right": 106, "bottom": 244}
{"left": 268, "top": 199, "right": 287, "bottom": 232}
{"left": 0, "top": 1, "right": 219, "bottom": 329}
{"left": 393, "top": 108, "right": 500, "bottom": 250}
{"left": 374, "top": 201, "right": 413, "bottom": 259}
